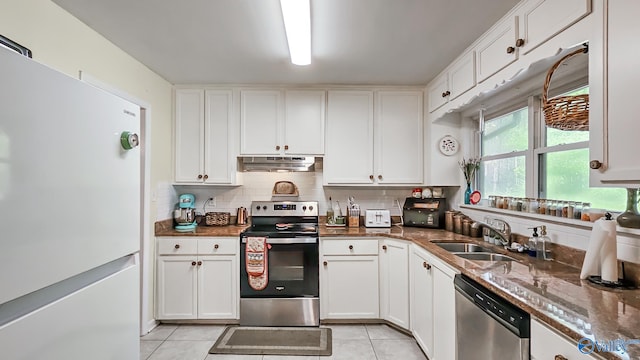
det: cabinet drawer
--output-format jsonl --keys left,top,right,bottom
{"left": 197, "top": 237, "right": 238, "bottom": 255}
{"left": 157, "top": 237, "right": 198, "bottom": 255}
{"left": 322, "top": 239, "right": 379, "bottom": 256}
{"left": 531, "top": 319, "right": 595, "bottom": 359}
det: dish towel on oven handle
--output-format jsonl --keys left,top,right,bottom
{"left": 246, "top": 237, "right": 268, "bottom": 291}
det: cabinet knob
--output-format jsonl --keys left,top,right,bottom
{"left": 590, "top": 160, "right": 603, "bottom": 169}
{"left": 284, "top": 145, "right": 289, "bottom": 150}
{"left": 349, "top": 245, "right": 354, "bottom": 250}
{"left": 323, "top": 261, "right": 328, "bottom": 266}
{"left": 554, "top": 355, "right": 568, "bottom": 360}
{"left": 382, "top": 245, "right": 387, "bottom": 251}
{"left": 442, "top": 91, "right": 447, "bottom": 98}
{"left": 423, "top": 261, "right": 431, "bottom": 270}
{"left": 191, "top": 261, "right": 196, "bottom": 266}
{"left": 214, "top": 244, "right": 219, "bottom": 249}
{"left": 515, "top": 38, "right": 525, "bottom": 47}
{"left": 369, "top": 175, "right": 374, "bottom": 181}
{"left": 378, "top": 175, "right": 383, "bottom": 180}
{"left": 174, "top": 244, "right": 180, "bottom": 249}
{"left": 197, "top": 261, "right": 202, "bottom": 266}
{"left": 197, "top": 174, "right": 203, "bottom": 179}
{"left": 203, "top": 174, "right": 208, "bottom": 180}
{"left": 506, "top": 46, "right": 515, "bottom": 54}
{"left": 276, "top": 145, "right": 281, "bottom": 151}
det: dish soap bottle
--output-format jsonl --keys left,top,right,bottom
{"left": 527, "top": 227, "right": 539, "bottom": 257}
{"left": 538, "top": 225, "right": 551, "bottom": 260}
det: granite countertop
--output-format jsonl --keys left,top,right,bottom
{"left": 155, "top": 221, "right": 640, "bottom": 359}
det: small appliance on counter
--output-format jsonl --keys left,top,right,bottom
{"left": 174, "top": 193, "right": 197, "bottom": 232}
{"left": 365, "top": 209, "right": 391, "bottom": 228}
{"left": 403, "top": 197, "right": 447, "bottom": 228}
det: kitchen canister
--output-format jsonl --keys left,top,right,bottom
{"left": 445, "top": 211, "right": 456, "bottom": 232}
{"left": 453, "top": 214, "right": 463, "bottom": 234}
{"left": 462, "top": 218, "right": 471, "bottom": 236}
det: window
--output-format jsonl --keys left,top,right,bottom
{"left": 479, "top": 86, "right": 626, "bottom": 212}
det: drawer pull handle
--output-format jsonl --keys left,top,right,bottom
{"left": 276, "top": 145, "right": 281, "bottom": 151}
{"left": 214, "top": 244, "right": 219, "bottom": 249}
{"left": 203, "top": 174, "right": 208, "bottom": 180}
{"left": 382, "top": 245, "right": 387, "bottom": 251}
{"left": 515, "top": 38, "right": 525, "bottom": 47}
{"left": 191, "top": 261, "right": 196, "bottom": 266}
{"left": 554, "top": 355, "right": 568, "bottom": 360}
{"left": 197, "top": 261, "right": 202, "bottom": 266}
{"left": 323, "top": 261, "right": 328, "bottom": 266}
{"left": 506, "top": 46, "right": 515, "bottom": 54}
{"left": 174, "top": 244, "right": 180, "bottom": 249}
{"left": 284, "top": 145, "right": 289, "bottom": 150}
{"left": 349, "top": 245, "right": 354, "bottom": 250}
{"left": 197, "top": 174, "right": 203, "bottom": 179}
{"left": 423, "top": 261, "right": 431, "bottom": 270}
{"left": 369, "top": 175, "right": 374, "bottom": 181}
{"left": 590, "top": 160, "right": 603, "bottom": 169}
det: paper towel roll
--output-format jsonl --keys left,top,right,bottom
{"left": 600, "top": 219, "right": 618, "bottom": 282}
{"left": 580, "top": 218, "right": 617, "bottom": 280}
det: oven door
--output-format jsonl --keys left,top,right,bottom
{"left": 240, "top": 237, "right": 319, "bottom": 298}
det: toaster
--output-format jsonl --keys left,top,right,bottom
{"left": 365, "top": 209, "right": 391, "bottom": 228}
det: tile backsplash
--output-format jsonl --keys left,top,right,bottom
{"left": 156, "top": 171, "right": 453, "bottom": 221}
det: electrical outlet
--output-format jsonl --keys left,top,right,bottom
{"left": 206, "top": 197, "right": 216, "bottom": 208}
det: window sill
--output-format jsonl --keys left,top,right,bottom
{"left": 459, "top": 204, "right": 640, "bottom": 237}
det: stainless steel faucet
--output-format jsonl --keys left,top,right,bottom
{"left": 471, "top": 218, "right": 511, "bottom": 246}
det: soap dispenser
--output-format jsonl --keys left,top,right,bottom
{"left": 538, "top": 225, "right": 551, "bottom": 261}
{"left": 527, "top": 227, "right": 539, "bottom": 257}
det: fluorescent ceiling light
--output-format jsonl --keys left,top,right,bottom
{"left": 280, "top": 0, "right": 311, "bottom": 66}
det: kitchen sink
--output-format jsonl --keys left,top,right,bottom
{"left": 433, "top": 242, "right": 493, "bottom": 253}
{"left": 454, "top": 253, "right": 517, "bottom": 262}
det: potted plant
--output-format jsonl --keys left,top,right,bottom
{"left": 459, "top": 157, "right": 480, "bottom": 204}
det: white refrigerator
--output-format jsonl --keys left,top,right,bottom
{"left": 0, "top": 46, "right": 141, "bottom": 359}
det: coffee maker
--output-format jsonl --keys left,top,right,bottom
{"left": 174, "top": 193, "right": 197, "bottom": 232}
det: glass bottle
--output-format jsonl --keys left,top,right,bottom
{"left": 581, "top": 202, "right": 591, "bottom": 221}
{"left": 567, "top": 201, "right": 575, "bottom": 219}
{"left": 547, "top": 200, "right": 556, "bottom": 216}
{"left": 489, "top": 195, "right": 496, "bottom": 208}
{"left": 617, "top": 188, "right": 640, "bottom": 228}
{"left": 503, "top": 196, "right": 510, "bottom": 210}
{"left": 496, "top": 196, "right": 503, "bottom": 209}
{"left": 573, "top": 202, "right": 582, "bottom": 220}
{"left": 521, "top": 198, "right": 529, "bottom": 213}
{"left": 537, "top": 199, "right": 545, "bottom": 215}
{"left": 556, "top": 200, "right": 564, "bottom": 217}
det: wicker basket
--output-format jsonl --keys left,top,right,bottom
{"left": 542, "top": 47, "right": 589, "bottom": 131}
{"left": 205, "top": 212, "right": 230, "bottom": 226}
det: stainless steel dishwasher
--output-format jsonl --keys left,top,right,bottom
{"left": 454, "top": 274, "right": 530, "bottom": 360}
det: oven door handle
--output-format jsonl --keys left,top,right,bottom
{"left": 242, "top": 237, "right": 318, "bottom": 244}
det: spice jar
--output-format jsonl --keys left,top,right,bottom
{"left": 573, "top": 202, "right": 582, "bottom": 220}
{"left": 453, "top": 214, "right": 463, "bottom": 234}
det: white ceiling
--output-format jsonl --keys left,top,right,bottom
{"left": 52, "top": 0, "right": 520, "bottom": 85}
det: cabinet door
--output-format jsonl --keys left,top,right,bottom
{"left": 519, "top": 0, "right": 591, "bottom": 55}
{"left": 240, "top": 90, "right": 282, "bottom": 155}
{"left": 379, "top": 240, "right": 410, "bottom": 330}
{"left": 476, "top": 16, "right": 518, "bottom": 83}
{"left": 174, "top": 89, "right": 204, "bottom": 183}
{"left": 590, "top": 0, "right": 640, "bottom": 185}
{"left": 410, "top": 246, "right": 434, "bottom": 359}
{"left": 427, "top": 73, "right": 449, "bottom": 113}
{"left": 320, "top": 255, "right": 379, "bottom": 319}
{"left": 531, "top": 319, "right": 597, "bottom": 359}
{"left": 449, "top": 51, "right": 476, "bottom": 100}
{"left": 284, "top": 90, "right": 325, "bottom": 155}
{"left": 432, "top": 265, "right": 456, "bottom": 360}
{"left": 197, "top": 255, "right": 238, "bottom": 319}
{"left": 157, "top": 256, "right": 197, "bottom": 319}
{"left": 324, "top": 91, "right": 374, "bottom": 184}
{"left": 204, "top": 90, "right": 235, "bottom": 184}
{"left": 375, "top": 91, "right": 423, "bottom": 184}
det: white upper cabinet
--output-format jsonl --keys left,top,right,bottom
{"left": 174, "top": 89, "right": 237, "bottom": 184}
{"left": 589, "top": 0, "right": 640, "bottom": 185}
{"left": 375, "top": 91, "right": 423, "bottom": 184}
{"left": 428, "top": 51, "right": 476, "bottom": 113}
{"left": 518, "top": 0, "right": 591, "bottom": 56}
{"left": 476, "top": 14, "right": 519, "bottom": 83}
{"left": 324, "top": 90, "right": 375, "bottom": 184}
{"left": 324, "top": 90, "right": 423, "bottom": 185}
{"left": 240, "top": 89, "right": 325, "bottom": 156}
{"left": 240, "top": 90, "right": 282, "bottom": 155}
{"left": 284, "top": 90, "right": 326, "bottom": 155}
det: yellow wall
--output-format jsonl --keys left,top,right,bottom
{"left": 1, "top": 0, "right": 173, "bottom": 331}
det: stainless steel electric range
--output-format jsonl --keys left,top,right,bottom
{"left": 240, "top": 200, "right": 319, "bottom": 327}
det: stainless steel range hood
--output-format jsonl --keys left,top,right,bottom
{"left": 240, "top": 156, "right": 316, "bottom": 172}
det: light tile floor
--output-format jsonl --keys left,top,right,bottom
{"left": 140, "top": 324, "right": 428, "bottom": 360}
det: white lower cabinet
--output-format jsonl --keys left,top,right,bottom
{"left": 410, "top": 245, "right": 434, "bottom": 358}
{"left": 409, "top": 244, "right": 458, "bottom": 360}
{"left": 531, "top": 319, "right": 598, "bottom": 359}
{"left": 320, "top": 238, "right": 379, "bottom": 319}
{"left": 156, "top": 237, "right": 238, "bottom": 320}
{"left": 379, "top": 238, "right": 410, "bottom": 329}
